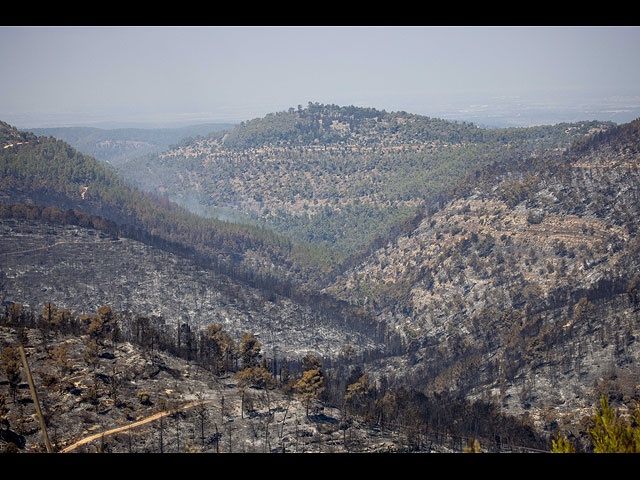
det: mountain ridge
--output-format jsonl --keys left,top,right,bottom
{"left": 117, "top": 102, "right": 614, "bottom": 255}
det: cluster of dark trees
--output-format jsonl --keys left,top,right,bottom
{"left": 0, "top": 301, "right": 551, "bottom": 453}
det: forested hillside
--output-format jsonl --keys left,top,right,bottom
{"left": 325, "top": 118, "right": 640, "bottom": 449}
{"left": 0, "top": 121, "right": 342, "bottom": 287}
{"left": 117, "top": 103, "right": 613, "bottom": 254}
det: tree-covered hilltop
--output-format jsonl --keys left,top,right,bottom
{"left": 0, "top": 121, "right": 344, "bottom": 288}
{"left": 206, "top": 101, "right": 611, "bottom": 149}
{"left": 119, "top": 102, "right": 614, "bottom": 254}
{"left": 213, "top": 102, "right": 488, "bottom": 148}
{"left": 207, "top": 102, "right": 609, "bottom": 149}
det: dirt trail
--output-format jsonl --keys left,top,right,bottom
{"left": 60, "top": 400, "right": 212, "bottom": 453}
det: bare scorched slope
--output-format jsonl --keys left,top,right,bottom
{"left": 326, "top": 118, "right": 640, "bottom": 443}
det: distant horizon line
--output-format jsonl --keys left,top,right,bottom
{"left": 4, "top": 95, "right": 640, "bottom": 131}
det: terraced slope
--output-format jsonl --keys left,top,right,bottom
{"left": 325, "top": 119, "right": 640, "bottom": 443}
{"left": 117, "top": 103, "right": 612, "bottom": 254}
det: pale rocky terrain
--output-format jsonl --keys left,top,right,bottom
{"left": 324, "top": 127, "right": 640, "bottom": 442}
{"left": 0, "top": 324, "right": 433, "bottom": 453}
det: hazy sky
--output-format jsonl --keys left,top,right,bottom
{"left": 2, "top": 26, "right": 640, "bottom": 127}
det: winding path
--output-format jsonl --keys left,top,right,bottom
{"left": 60, "top": 399, "right": 212, "bottom": 453}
